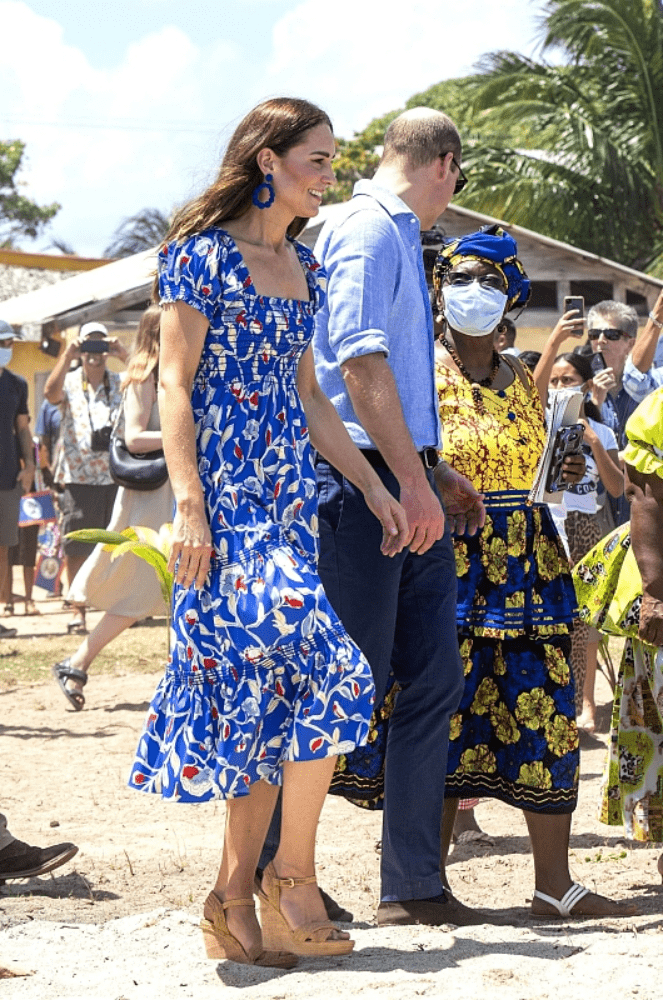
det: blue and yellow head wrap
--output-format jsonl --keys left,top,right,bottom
{"left": 432, "top": 224, "right": 530, "bottom": 312}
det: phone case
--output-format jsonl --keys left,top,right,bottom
{"left": 544, "top": 423, "right": 585, "bottom": 493}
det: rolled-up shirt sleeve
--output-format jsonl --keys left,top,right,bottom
{"left": 622, "top": 355, "right": 663, "bottom": 403}
{"left": 323, "top": 211, "right": 399, "bottom": 366}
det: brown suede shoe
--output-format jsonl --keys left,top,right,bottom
{"left": 0, "top": 839, "right": 78, "bottom": 881}
{"left": 377, "top": 892, "right": 512, "bottom": 927}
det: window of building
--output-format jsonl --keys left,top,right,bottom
{"left": 570, "top": 281, "right": 613, "bottom": 307}
{"left": 626, "top": 289, "right": 649, "bottom": 316}
{"left": 527, "top": 281, "right": 558, "bottom": 309}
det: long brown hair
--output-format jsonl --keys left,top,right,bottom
{"left": 124, "top": 304, "right": 161, "bottom": 387}
{"left": 169, "top": 97, "right": 333, "bottom": 244}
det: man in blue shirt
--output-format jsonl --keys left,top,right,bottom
{"left": 312, "top": 109, "right": 486, "bottom": 926}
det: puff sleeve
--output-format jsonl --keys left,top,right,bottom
{"left": 157, "top": 232, "right": 227, "bottom": 322}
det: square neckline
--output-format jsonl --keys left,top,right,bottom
{"left": 220, "top": 229, "right": 313, "bottom": 305}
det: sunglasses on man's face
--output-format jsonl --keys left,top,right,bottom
{"left": 440, "top": 153, "right": 468, "bottom": 194}
{"left": 587, "top": 328, "right": 632, "bottom": 342}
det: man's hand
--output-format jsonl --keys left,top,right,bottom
{"left": 638, "top": 592, "right": 663, "bottom": 647}
{"left": 17, "top": 465, "right": 35, "bottom": 493}
{"left": 434, "top": 462, "right": 485, "bottom": 536}
{"left": 398, "top": 476, "right": 446, "bottom": 555}
{"left": 105, "top": 337, "right": 129, "bottom": 363}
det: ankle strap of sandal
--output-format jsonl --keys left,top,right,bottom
{"left": 272, "top": 874, "right": 317, "bottom": 888}
{"left": 222, "top": 897, "right": 254, "bottom": 909}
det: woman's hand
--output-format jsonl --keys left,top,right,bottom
{"left": 561, "top": 452, "right": 586, "bottom": 484}
{"left": 590, "top": 366, "right": 616, "bottom": 407}
{"left": 168, "top": 500, "right": 213, "bottom": 590}
{"left": 638, "top": 592, "right": 663, "bottom": 647}
{"left": 551, "top": 309, "right": 585, "bottom": 345}
{"left": 361, "top": 481, "right": 409, "bottom": 557}
{"left": 434, "top": 462, "right": 485, "bottom": 536}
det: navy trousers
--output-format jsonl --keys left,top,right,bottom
{"left": 259, "top": 456, "right": 463, "bottom": 902}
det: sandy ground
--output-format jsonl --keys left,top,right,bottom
{"left": 1, "top": 602, "right": 662, "bottom": 999}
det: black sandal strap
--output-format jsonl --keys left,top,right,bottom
{"left": 53, "top": 661, "right": 88, "bottom": 687}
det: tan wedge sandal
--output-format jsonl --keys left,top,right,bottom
{"left": 200, "top": 892, "right": 297, "bottom": 968}
{"left": 259, "top": 862, "right": 355, "bottom": 957}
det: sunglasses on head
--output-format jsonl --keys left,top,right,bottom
{"left": 440, "top": 153, "right": 468, "bottom": 195}
{"left": 587, "top": 328, "right": 632, "bottom": 341}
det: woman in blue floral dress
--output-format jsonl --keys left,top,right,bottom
{"left": 128, "top": 99, "right": 407, "bottom": 967}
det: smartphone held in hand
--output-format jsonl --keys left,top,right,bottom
{"left": 80, "top": 338, "right": 110, "bottom": 354}
{"left": 563, "top": 295, "right": 584, "bottom": 320}
{"left": 590, "top": 350, "right": 607, "bottom": 376}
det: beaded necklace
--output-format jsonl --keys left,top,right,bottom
{"left": 440, "top": 336, "right": 501, "bottom": 413}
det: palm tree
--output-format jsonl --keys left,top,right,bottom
{"left": 459, "top": 0, "right": 663, "bottom": 271}
{"left": 104, "top": 208, "right": 171, "bottom": 258}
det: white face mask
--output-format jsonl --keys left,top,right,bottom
{"left": 442, "top": 284, "right": 508, "bottom": 338}
{"left": 0, "top": 345, "right": 12, "bottom": 368}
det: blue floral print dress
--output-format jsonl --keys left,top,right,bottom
{"left": 128, "top": 229, "right": 375, "bottom": 801}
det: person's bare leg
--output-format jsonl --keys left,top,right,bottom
{"left": 65, "top": 555, "right": 88, "bottom": 626}
{"left": 0, "top": 547, "right": 10, "bottom": 605}
{"left": 525, "top": 810, "right": 638, "bottom": 916}
{"left": 440, "top": 798, "right": 459, "bottom": 890}
{"left": 61, "top": 613, "right": 137, "bottom": 695}
{"left": 577, "top": 641, "right": 598, "bottom": 733}
{"left": 213, "top": 779, "right": 280, "bottom": 953}
{"left": 271, "top": 756, "right": 349, "bottom": 940}
{"left": 453, "top": 806, "right": 486, "bottom": 837}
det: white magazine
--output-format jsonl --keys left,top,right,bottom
{"left": 527, "top": 389, "right": 584, "bottom": 505}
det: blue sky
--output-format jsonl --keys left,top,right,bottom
{"left": 0, "top": 0, "right": 547, "bottom": 256}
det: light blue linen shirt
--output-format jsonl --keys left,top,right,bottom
{"left": 622, "top": 354, "right": 663, "bottom": 403}
{"left": 312, "top": 180, "right": 441, "bottom": 450}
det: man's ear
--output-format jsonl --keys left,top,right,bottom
{"left": 438, "top": 151, "right": 453, "bottom": 182}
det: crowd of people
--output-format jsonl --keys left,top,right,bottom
{"left": 3, "top": 95, "right": 663, "bottom": 966}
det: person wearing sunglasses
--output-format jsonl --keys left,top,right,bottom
{"left": 586, "top": 300, "right": 639, "bottom": 526}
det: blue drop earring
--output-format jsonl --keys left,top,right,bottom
{"left": 252, "top": 173, "right": 275, "bottom": 209}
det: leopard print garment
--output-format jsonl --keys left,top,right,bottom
{"left": 566, "top": 510, "right": 603, "bottom": 713}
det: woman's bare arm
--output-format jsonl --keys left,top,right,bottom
{"left": 159, "top": 300, "right": 211, "bottom": 589}
{"left": 123, "top": 378, "right": 162, "bottom": 453}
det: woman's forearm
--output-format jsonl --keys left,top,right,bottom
{"left": 159, "top": 385, "right": 205, "bottom": 510}
{"left": 587, "top": 440, "right": 623, "bottom": 498}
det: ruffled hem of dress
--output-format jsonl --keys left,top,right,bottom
{"left": 128, "top": 620, "right": 375, "bottom": 801}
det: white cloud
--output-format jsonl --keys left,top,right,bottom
{"left": 0, "top": 0, "right": 544, "bottom": 255}
{"left": 0, "top": 2, "right": 241, "bottom": 254}
{"left": 263, "top": 0, "right": 541, "bottom": 136}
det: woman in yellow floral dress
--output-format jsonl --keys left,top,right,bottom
{"left": 433, "top": 226, "right": 637, "bottom": 919}
{"left": 573, "top": 386, "right": 663, "bottom": 880}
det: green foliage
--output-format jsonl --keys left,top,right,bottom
{"left": 65, "top": 524, "right": 174, "bottom": 618}
{"left": 462, "top": 0, "right": 663, "bottom": 270}
{"left": 333, "top": 0, "right": 663, "bottom": 272}
{"left": 0, "top": 140, "right": 60, "bottom": 244}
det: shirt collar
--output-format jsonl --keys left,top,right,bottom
{"left": 353, "top": 179, "right": 420, "bottom": 226}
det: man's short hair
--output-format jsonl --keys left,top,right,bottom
{"left": 587, "top": 300, "right": 638, "bottom": 339}
{"left": 382, "top": 109, "right": 461, "bottom": 170}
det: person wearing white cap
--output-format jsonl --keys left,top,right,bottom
{"left": 44, "top": 321, "right": 128, "bottom": 633}
{"left": 0, "top": 320, "right": 35, "bottom": 640}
